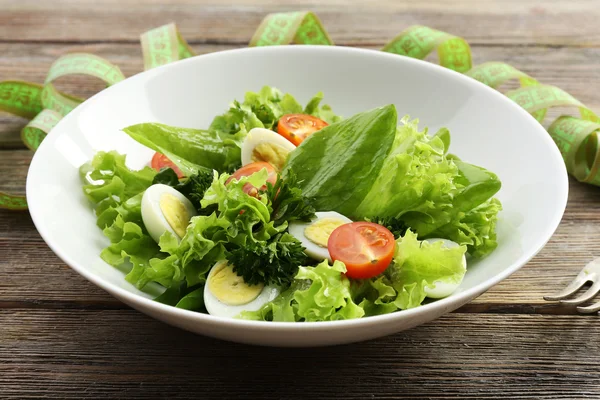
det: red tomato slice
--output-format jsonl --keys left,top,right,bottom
{"left": 151, "top": 152, "right": 185, "bottom": 179}
{"left": 226, "top": 162, "right": 277, "bottom": 196}
{"left": 327, "top": 222, "right": 395, "bottom": 279}
{"left": 277, "top": 114, "right": 328, "bottom": 146}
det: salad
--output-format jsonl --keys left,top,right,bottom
{"left": 79, "top": 86, "right": 502, "bottom": 322}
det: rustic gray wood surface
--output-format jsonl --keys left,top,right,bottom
{"left": 1, "top": 1, "right": 600, "bottom": 398}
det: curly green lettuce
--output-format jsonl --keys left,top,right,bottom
{"left": 210, "top": 86, "right": 342, "bottom": 137}
{"left": 243, "top": 230, "right": 468, "bottom": 322}
{"left": 240, "top": 260, "right": 364, "bottom": 322}
{"left": 286, "top": 111, "right": 502, "bottom": 258}
{"left": 385, "top": 230, "right": 467, "bottom": 310}
{"left": 79, "top": 151, "right": 169, "bottom": 289}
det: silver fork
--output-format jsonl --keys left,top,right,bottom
{"left": 544, "top": 257, "right": 600, "bottom": 313}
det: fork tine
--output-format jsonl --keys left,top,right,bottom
{"left": 544, "top": 275, "right": 591, "bottom": 301}
{"left": 577, "top": 299, "right": 600, "bottom": 314}
{"left": 560, "top": 280, "right": 600, "bottom": 305}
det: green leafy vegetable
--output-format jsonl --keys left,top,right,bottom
{"left": 99, "top": 193, "right": 160, "bottom": 268}
{"left": 144, "top": 170, "right": 288, "bottom": 288}
{"left": 123, "top": 122, "right": 243, "bottom": 173}
{"left": 357, "top": 118, "right": 501, "bottom": 257}
{"left": 175, "top": 287, "right": 206, "bottom": 311}
{"left": 201, "top": 170, "right": 271, "bottom": 225}
{"left": 80, "top": 150, "right": 156, "bottom": 212}
{"left": 241, "top": 281, "right": 304, "bottom": 322}
{"left": 82, "top": 87, "right": 505, "bottom": 321}
{"left": 386, "top": 230, "right": 467, "bottom": 310}
{"left": 228, "top": 232, "right": 311, "bottom": 286}
{"left": 154, "top": 283, "right": 184, "bottom": 306}
{"left": 125, "top": 253, "right": 182, "bottom": 290}
{"left": 374, "top": 216, "right": 408, "bottom": 238}
{"left": 210, "top": 100, "right": 265, "bottom": 136}
{"left": 154, "top": 282, "right": 206, "bottom": 312}
{"left": 427, "top": 197, "right": 502, "bottom": 258}
{"left": 265, "top": 170, "right": 316, "bottom": 227}
{"left": 286, "top": 111, "right": 501, "bottom": 258}
{"left": 351, "top": 277, "right": 398, "bottom": 317}
{"left": 152, "top": 167, "right": 180, "bottom": 186}
{"left": 209, "top": 86, "right": 342, "bottom": 137}
{"left": 356, "top": 116, "right": 459, "bottom": 227}
{"left": 243, "top": 230, "right": 469, "bottom": 321}
{"left": 283, "top": 104, "right": 398, "bottom": 217}
{"left": 240, "top": 260, "right": 364, "bottom": 322}
{"left": 80, "top": 152, "right": 186, "bottom": 292}
{"left": 154, "top": 168, "right": 216, "bottom": 214}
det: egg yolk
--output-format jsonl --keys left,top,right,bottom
{"left": 208, "top": 262, "right": 264, "bottom": 306}
{"left": 159, "top": 193, "right": 190, "bottom": 238}
{"left": 252, "top": 143, "right": 289, "bottom": 171}
{"left": 304, "top": 218, "right": 349, "bottom": 248}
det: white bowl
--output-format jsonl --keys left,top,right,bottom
{"left": 27, "top": 46, "right": 568, "bottom": 347}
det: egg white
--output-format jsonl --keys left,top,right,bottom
{"left": 141, "top": 184, "right": 197, "bottom": 243}
{"left": 204, "top": 262, "right": 281, "bottom": 318}
{"left": 241, "top": 127, "right": 296, "bottom": 167}
{"left": 288, "top": 211, "right": 352, "bottom": 262}
{"left": 421, "top": 238, "right": 467, "bottom": 299}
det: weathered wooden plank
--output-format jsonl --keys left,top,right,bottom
{"left": 0, "top": 309, "right": 599, "bottom": 399}
{"left": 1, "top": 0, "right": 600, "bottom": 46}
{"left": 0, "top": 150, "right": 30, "bottom": 195}
{"left": 1, "top": 1, "right": 599, "bottom": 399}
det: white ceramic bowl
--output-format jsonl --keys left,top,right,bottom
{"left": 27, "top": 46, "right": 568, "bottom": 347}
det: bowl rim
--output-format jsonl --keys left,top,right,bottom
{"left": 27, "top": 45, "right": 569, "bottom": 331}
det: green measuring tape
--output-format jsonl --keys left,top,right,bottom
{"left": 1, "top": 11, "right": 598, "bottom": 210}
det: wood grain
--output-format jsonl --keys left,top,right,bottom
{"left": 1, "top": 0, "right": 600, "bottom": 46}
{"left": 1, "top": 309, "right": 599, "bottom": 399}
{"left": 1, "top": 0, "right": 600, "bottom": 398}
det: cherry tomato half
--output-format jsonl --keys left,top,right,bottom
{"left": 151, "top": 152, "right": 185, "bottom": 179}
{"left": 327, "top": 222, "right": 395, "bottom": 280}
{"left": 226, "top": 162, "right": 277, "bottom": 197}
{"left": 277, "top": 114, "right": 328, "bottom": 146}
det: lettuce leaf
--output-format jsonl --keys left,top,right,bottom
{"left": 148, "top": 170, "right": 289, "bottom": 288}
{"left": 351, "top": 277, "right": 398, "bottom": 317}
{"left": 386, "top": 230, "right": 467, "bottom": 310}
{"left": 283, "top": 104, "right": 398, "bottom": 217}
{"left": 122, "top": 123, "right": 243, "bottom": 173}
{"left": 79, "top": 152, "right": 161, "bottom": 282}
{"left": 80, "top": 151, "right": 186, "bottom": 290}
{"left": 175, "top": 287, "right": 206, "bottom": 311}
{"left": 209, "top": 86, "right": 342, "bottom": 136}
{"left": 450, "top": 160, "right": 502, "bottom": 214}
{"left": 240, "top": 260, "right": 364, "bottom": 322}
{"left": 242, "top": 230, "right": 469, "bottom": 321}
{"left": 427, "top": 197, "right": 502, "bottom": 258}
{"left": 80, "top": 150, "right": 156, "bottom": 211}
{"left": 209, "top": 100, "right": 265, "bottom": 136}
{"left": 286, "top": 112, "right": 501, "bottom": 258}
{"left": 356, "top": 116, "right": 459, "bottom": 230}
{"left": 200, "top": 170, "right": 271, "bottom": 224}
{"left": 240, "top": 281, "right": 303, "bottom": 322}
{"left": 356, "top": 118, "right": 501, "bottom": 257}
{"left": 302, "top": 91, "right": 342, "bottom": 124}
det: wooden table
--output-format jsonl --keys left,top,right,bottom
{"left": 2, "top": 1, "right": 600, "bottom": 398}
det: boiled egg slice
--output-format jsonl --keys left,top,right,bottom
{"left": 141, "top": 184, "right": 197, "bottom": 243}
{"left": 241, "top": 127, "right": 296, "bottom": 170}
{"left": 422, "top": 238, "right": 467, "bottom": 299}
{"left": 204, "top": 260, "right": 280, "bottom": 318}
{"left": 288, "top": 211, "right": 352, "bottom": 262}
